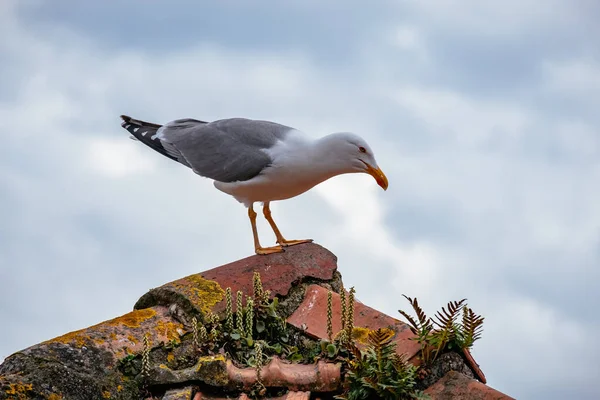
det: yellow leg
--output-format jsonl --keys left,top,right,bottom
{"left": 248, "top": 204, "right": 283, "bottom": 255}
{"left": 263, "top": 202, "right": 313, "bottom": 247}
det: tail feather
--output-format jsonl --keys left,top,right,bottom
{"left": 120, "top": 115, "right": 177, "bottom": 161}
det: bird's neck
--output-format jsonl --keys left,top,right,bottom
{"left": 304, "top": 134, "right": 354, "bottom": 179}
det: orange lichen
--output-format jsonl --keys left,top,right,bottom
{"left": 127, "top": 335, "right": 139, "bottom": 344}
{"left": 172, "top": 275, "right": 225, "bottom": 314}
{"left": 156, "top": 320, "right": 183, "bottom": 343}
{"left": 167, "top": 352, "right": 175, "bottom": 363}
{"left": 106, "top": 309, "right": 157, "bottom": 328}
{"left": 47, "top": 394, "right": 63, "bottom": 400}
{"left": 5, "top": 383, "right": 33, "bottom": 399}
{"left": 93, "top": 337, "right": 106, "bottom": 345}
{"left": 117, "top": 385, "right": 123, "bottom": 392}
{"left": 46, "top": 329, "right": 90, "bottom": 347}
{"left": 44, "top": 309, "right": 157, "bottom": 349}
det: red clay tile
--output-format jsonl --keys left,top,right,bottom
{"left": 41, "top": 305, "right": 183, "bottom": 360}
{"left": 227, "top": 357, "right": 340, "bottom": 392}
{"left": 202, "top": 243, "right": 337, "bottom": 309}
{"left": 287, "top": 284, "right": 421, "bottom": 361}
{"left": 135, "top": 243, "right": 337, "bottom": 315}
{"left": 285, "top": 392, "right": 310, "bottom": 400}
{"left": 148, "top": 356, "right": 340, "bottom": 393}
{"left": 163, "top": 386, "right": 194, "bottom": 400}
{"left": 195, "top": 391, "right": 310, "bottom": 400}
{"left": 425, "top": 371, "right": 514, "bottom": 400}
{"left": 463, "top": 347, "right": 487, "bottom": 384}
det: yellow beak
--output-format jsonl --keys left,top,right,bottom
{"left": 365, "top": 163, "right": 389, "bottom": 191}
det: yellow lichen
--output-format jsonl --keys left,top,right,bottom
{"left": 167, "top": 352, "right": 175, "bottom": 363}
{"left": 172, "top": 275, "right": 225, "bottom": 314}
{"left": 155, "top": 320, "right": 183, "bottom": 343}
{"left": 45, "top": 309, "right": 157, "bottom": 348}
{"left": 117, "top": 385, "right": 123, "bottom": 393}
{"left": 351, "top": 327, "right": 395, "bottom": 345}
{"left": 195, "top": 355, "right": 228, "bottom": 385}
{"left": 351, "top": 327, "right": 371, "bottom": 344}
{"left": 102, "top": 390, "right": 111, "bottom": 399}
{"left": 158, "top": 364, "right": 169, "bottom": 369}
{"left": 47, "top": 394, "right": 63, "bottom": 400}
{"left": 5, "top": 383, "right": 33, "bottom": 398}
{"left": 195, "top": 354, "right": 226, "bottom": 371}
{"left": 46, "top": 329, "right": 90, "bottom": 347}
{"left": 106, "top": 309, "right": 157, "bottom": 328}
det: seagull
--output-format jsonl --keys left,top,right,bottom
{"left": 120, "top": 115, "right": 388, "bottom": 255}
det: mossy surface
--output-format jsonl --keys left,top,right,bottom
{"left": 106, "top": 309, "right": 157, "bottom": 328}
{"left": 134, "top": 275, "right": 226, "bottom": 319}
{"left": 171, "top": 274, "right": 225, "bottom": 315}
{"left": 155, "top": 320, "right": 183, "bottom": 344}
{"left": 44, "top": 309, "right": 158, "bottom": 349}
{"left": 0, "top": 342, "right": 137, "bottom": 400}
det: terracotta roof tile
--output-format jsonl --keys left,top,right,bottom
{"left": 287, "top": 284, "right": 421, "bottom": 361}
{"left": 425, "top": 371, "right": 515, "bottom": 400}
{"left": 163, "top": 387, "right": 193, "bottom": 400}
{"left": 0, "top": 243, "right": 514, "bottom": 400}
{"left": 135, "top": 243, "right": 338, "bottom": 316}
{"left": 194, "top": 391, "right": 310, "bottom": 400}
{"left": 41, "top": 305, "right": 182, "bottom": 360}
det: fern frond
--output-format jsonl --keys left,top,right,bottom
{"left": 367, "top": 328, "right": 395, "bottom": 349}
{"left": 433, "top": 299, "right": 466, "bottom": 330}
{"left": 462, "top": 306, "right": 484, "bottom": 347}
{"left": 399, "top": 295, "right": 433, "bottom": 335}
{"left": 397, "top": 309, "right": 420, "bottom": 335}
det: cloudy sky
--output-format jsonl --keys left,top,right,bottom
{"left": 1, "top": 1, "right": 599, "bottom": 398}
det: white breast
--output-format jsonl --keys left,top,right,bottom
{"left": 213, "top": 130, "right": 334, "bottom": 206}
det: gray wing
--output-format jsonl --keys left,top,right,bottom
{"left": 158, "top": 118, "right": 294, "bottom": 182}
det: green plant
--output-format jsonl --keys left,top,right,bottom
{"left": 225, "top": 287, "right": 234, "bottom": 332}
{"left": 398, "top": 295, "right": 484, "bottom": 366}
{"left": 336, "top": 328, "right": 426, "bottom": 400}
{"left": 346, "top": 287, "right": 355, "bottom": 345}
{"left": 176, "top": 272, "right": 311, "bottom": 368}
{"left": 141, "top": 334, "right": 150, "bottom": 377}
{"left": 327, "top": 290, "right": 333, "bottom": 342}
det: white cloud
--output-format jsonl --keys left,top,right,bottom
{"left": 404, "top": 0, "right": 580, "bottom": 36}
{"left": 391, "top": 86, "right": 529, "bottom": 147}
{"left": 87, "top": 138, "right": 157, "bottom": 177}
{"left": 542, "top": 59, "right": 600, "bottom": 95}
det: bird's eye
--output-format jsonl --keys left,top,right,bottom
{"left": 359, "top": 146, "right": 366, "bottom": 153}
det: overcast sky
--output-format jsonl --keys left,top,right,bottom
{"left": 1, "top": 1, "right": 599, "bottom": 398}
